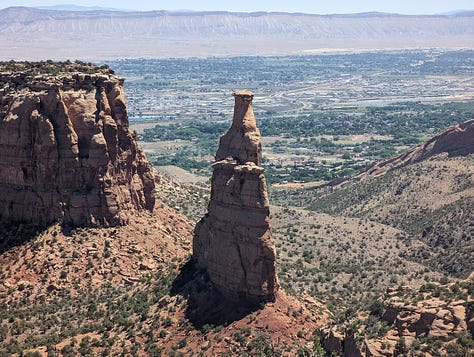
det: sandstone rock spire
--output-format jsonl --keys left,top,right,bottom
{"left": 215, "top": 90, "right": 262, "bottom": 165}
{"left": 193, "top": 90, "right": 279, "bottom": 304}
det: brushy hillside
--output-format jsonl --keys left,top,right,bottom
{"left": 271, "top": 155, "right": 474, "bottom": 278}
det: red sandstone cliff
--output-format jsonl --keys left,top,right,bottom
{"left": 193, "top": 91, "right": 279, "bottom": 303}
{"left": 0, "top": 62, "right": 155, "bottom": 227}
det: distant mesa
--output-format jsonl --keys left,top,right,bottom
{"left": 0, "top": 61, "right": 155, "bottom": 227}
{"left": 193, "top": 90, "right": 279, "bottom": 304}
{"left": 0, "top": 7, "right": 473, "bottom": 60}
{"left": 35, "top": 5, "right": 132, "bottom": 12}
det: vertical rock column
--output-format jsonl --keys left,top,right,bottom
{"left": 193, "top": 90, "right": 279, "bottom": 303}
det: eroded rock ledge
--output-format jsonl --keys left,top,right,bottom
{"left": 0, "top": 62, "right": 155, "bottom": 227}
{"left": 193, "top": 90, "right": 279, "bottom": 304}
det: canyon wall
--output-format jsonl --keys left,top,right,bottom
{"left": 0, "top": 62, "right": 155, "bottom": 227}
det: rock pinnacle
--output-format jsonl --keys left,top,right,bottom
{"left": 193, "top": 90, "right": 279, "bottom": 304}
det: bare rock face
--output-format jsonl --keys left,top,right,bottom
{"left": 320, "top": 328, "right": 362, "bottom": 357}
{"left": 0, "top": 62, "right": 155, "bottom": 227}
{"left": 193, "top": 90, "right": 278, "bottom": 304}
{"left": 357, "top": 119, "right": 474, "bottom": 180}
{"left": 364, "top": 284, "right": 473, "bottom": 356}
{"left": 215, "top": 90, "right": 262, "bottom": 165}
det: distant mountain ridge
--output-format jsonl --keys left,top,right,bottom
{"left": 3, "top": 6, "right": 474, "bottom": 19}
{"left": 1, "top": 6, "right": 473, "bottom": 60}
{"left": 35, "top": 5, "right": 132, "bottom": 12}
{"left": 5, "top": 5, "right": 474, "bottom": 16}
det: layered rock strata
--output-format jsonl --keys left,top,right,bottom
{"left": 194, "top": 90, "right": 278, "bottom": 303}
{"left": 0, "top": 62, "right": 155, "bottom": 227}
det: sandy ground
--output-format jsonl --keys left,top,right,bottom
{"left": 156, "top": 165, "right": 209, "bottom": 184}
{"left": 129, "top": 122, "right": 160, "bottom": 134}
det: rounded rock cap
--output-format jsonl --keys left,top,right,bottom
{"left": 233, "top": 90, "right": 254, "bottom": 101}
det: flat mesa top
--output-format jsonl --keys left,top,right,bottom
{"left": 0, "top": 61, "right": 111, "bottom": 77}
{"left": 233, "top": 90, "right": 253, "bottom": 97}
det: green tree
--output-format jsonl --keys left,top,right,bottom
{"left": 312, "top": 336, "right": 325, "bottom": 357}
{"left": 247, "top": 334, "right": 274, "bottom": 356}
{"left": 394, "top": 337, "right": 408, "bottom": 356}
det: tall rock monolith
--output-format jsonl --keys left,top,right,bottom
{"left": 193, "top": 90, "right": 279, "bottom": 303}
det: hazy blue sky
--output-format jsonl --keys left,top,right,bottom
{"left": 2, "top": 0, "right": 474, "bottom": 14}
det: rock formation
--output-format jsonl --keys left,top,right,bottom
{"left": 364, "top": 284, "right": 474, "bottom": 356}
{"left": 193, "top": 90, "right": 278, "bottom": 304}
{"left": 320, "top": 329, "right": 361, "bottom": 357}
{"left": 0, "top": 62, "right": 155, "bottom": 227}
{"left": 320, "top": 280, "right": 474, "bottom": 357}
{"left": 357, "top": 119, "right": 474, "bottom": 180}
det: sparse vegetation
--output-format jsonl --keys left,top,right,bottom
{"left": 1, "top": 51, "right": 473, "bottom": 355}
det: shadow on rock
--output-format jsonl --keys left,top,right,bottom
{"left": 0, "top": 223, "right": 49, "bottom": 254}
{"left": 171, "top": 259, "right": 260, "bottom": 329}
{"left": 0, "top": 222, "right": 81, "bottom": 254}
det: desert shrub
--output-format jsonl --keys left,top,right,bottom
{"left": 247, "top": 334, "right": 274, "bottom": 356}
{"left": 394, "top": 337, "right": 408, "bottom": 356}
{"left": 368, "top": 299, "right": 385, "bottom": 317}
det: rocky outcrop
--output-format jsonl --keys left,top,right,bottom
{"left": 357, "top": 119, "right": 474, "bottom": 180}
{"left": 193, "top": 90, "right": 278, "bottom": 304}
{"left": 0, "top": 62, "right": 155, "bottom": 227}
{"left": 320, "top": 328, "right": 362, "bottom": 356}
{"left": 383, "top": 299, "right": 469, "bottom": 338}
{"left": 364, "top": 284, "right": 474, "bottom": 356}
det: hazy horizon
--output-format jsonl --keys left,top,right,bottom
{"left": 2, "top": 0, "right": 474, "bottom": 15}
